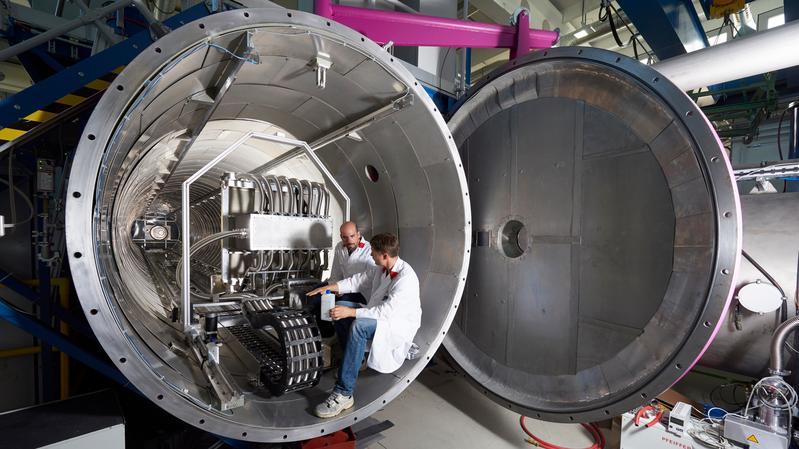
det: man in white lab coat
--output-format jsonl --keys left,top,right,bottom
{"left": 305, "top": 233, "right": 421, "bottom": 418}
{"left": 327, "top": 221, "right": 374, "bottom": 304}
{"left": 307, "top": 221, "right": 374, "bottom": 337}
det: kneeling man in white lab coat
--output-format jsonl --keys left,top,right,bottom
{"left": 305, "top": 232, "right": 421, "bottom": 418}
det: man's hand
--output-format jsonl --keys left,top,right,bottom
{"left": 306, "top": 284, "right": 338, "bottom": 296}
{"left": 330, "top": 305, "right": 356, "bottom": 321}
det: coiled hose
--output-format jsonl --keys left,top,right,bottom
{"left": 519, "top": 416, "right": 605, "bottom": 449}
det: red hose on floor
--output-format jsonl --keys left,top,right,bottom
{"left": 519, "top": 416, "right": 605, "bottom": 449}
{"left": 633, "top": 405, "right": 663, "bottom": 428}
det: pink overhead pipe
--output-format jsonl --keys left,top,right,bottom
{"left": 314, "top": 0, "right": 558, "bottom": 56}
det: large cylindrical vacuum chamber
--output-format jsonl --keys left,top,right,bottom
{"left": 65, "top": 7, "right": 470, "bottom": 442}
{"left": 64, "top": 5, "right": 789, "bottom": 439}
{"left": 444, "top": 47, "right": 742, "bottom": 423}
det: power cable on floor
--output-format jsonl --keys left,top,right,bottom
{"left": 519, "top": 416, "right": 605, "bottom": 449}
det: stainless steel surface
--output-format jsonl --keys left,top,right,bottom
{"left": 444, "top": 47, "right": 741, "bottom": 423}
{"left": 750, "top": 377, "right": 793, "bottom": 434}
{"left": 653, "top": 20, "right": 799, "bottom": 91}
{"left": 175, "top": 228, "right": 248, "bottom": 325}
{"left": 250, "top": 94, "right": 411, "bottom": 176}
{"left": 160, "top": 31, "right": 254, "bottom": 205}
{"left": 770, "top": 316, "right": 799, "bottom": 375}
{"left": 234, "top": 214, "right": 333, "bottom": 250}
{"left": 65, "top": 8, "right": 470, "bottom": 442}
{"left": 180, "top": 132, "right": 250, "bottom": 328}
{"left": 699, "top": 193, "right": 799, "bottom": 377}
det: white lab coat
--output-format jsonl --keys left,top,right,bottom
{"left": 337, "top": 258, "right": 421, "bottom": 373}
{"left": 328, "top": 238, "right": 375, "bottom": 284}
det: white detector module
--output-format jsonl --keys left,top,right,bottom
{"left": 668, "top": 402, "right": 692, "bottom": 437}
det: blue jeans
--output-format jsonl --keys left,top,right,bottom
{"left": 333, "top": 316, "right": 377, "bottom": 396}
{"left": 306, "top": 291, "right": 367, "bottom": 337}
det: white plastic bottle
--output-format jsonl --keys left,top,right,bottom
{"left": 321, "top": 290, "right": 335, "bottom": 321}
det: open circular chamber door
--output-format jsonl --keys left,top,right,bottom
{"left": 444, "top": 47, "right": 742, "bottom": 423}
{"left": 65, "top": 8, "right": 470, "bottom": 443}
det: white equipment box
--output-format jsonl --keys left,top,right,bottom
{"left": 668, "top": 402, "right": 692, "bottom": 437}
{"left": 621, "top": 408, "right": 696, "bottom": 449}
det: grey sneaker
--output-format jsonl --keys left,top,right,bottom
{"left": 314, "top": 392, "right": 354, "bottom": 418}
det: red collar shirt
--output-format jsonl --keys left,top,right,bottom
{"left": 328, "top": 237, "right": 375, "bottom": 283}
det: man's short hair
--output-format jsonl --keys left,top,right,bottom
{"left": 371, "top": 233, "right": 400, "bottom": 257}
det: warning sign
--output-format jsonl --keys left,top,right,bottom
{"left": 747, "top": 434, "right": 760, "bottom": 444}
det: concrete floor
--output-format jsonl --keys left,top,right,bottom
{"left": 367, "top": 357, "right": 618, "bottom": 449}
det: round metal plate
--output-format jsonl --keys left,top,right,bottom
{"left": 444, "top": 47, "right": 741, "bottom": 423}
{"left": 738, "top": 282, "right": 783, "bottom": 314}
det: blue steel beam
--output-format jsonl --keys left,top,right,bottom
{"left": 616, "top": 0, "right": 708, "bottom": 61}
{"left": 0, "top": 298, "right": 129, "bottom": 386}
{"left": 0, "top": 269, "right": 93, "bottom": 337}
{"left": 784, "top": 0, "right": 799, "bottom": 22}
{"left": 0, "top": 3, "right": 211, "bottom": 128}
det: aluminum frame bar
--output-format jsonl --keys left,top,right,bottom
{"left": 251, "top": 93, "right": 411, "bottom": 174}
{"left": 156, "top": 31, "right": 254, "bottom": 203}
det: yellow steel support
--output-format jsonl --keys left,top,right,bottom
{"left": 23, "top": 277, "right": 71, "bottom": 399}
{"left": 0, "top": 346, "right": 41, "bottom": 358}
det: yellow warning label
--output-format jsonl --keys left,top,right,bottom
{"left": 747, "top": 434, "right": 759, "bottom": 444}
{"left": 0, "top": 128, "right": 26, "bottom": 141}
